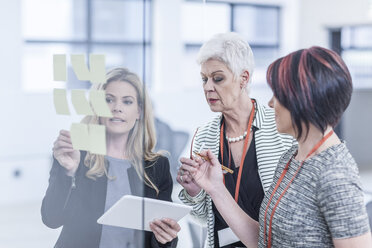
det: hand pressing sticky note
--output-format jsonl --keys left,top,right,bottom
{"left": 89, "top": 90, "right": 113, "bottom": 117}
{"left": 53, "top": 89, "right": 70, "bottom": 115}
{"left": 89, "top": 124, "right": 106, "bottom": 155}
{"left": 70, "top": 123, "right": 90, "bottom": 151}
{"left": 71, "top": 89, "right": 94, "bottom": 115}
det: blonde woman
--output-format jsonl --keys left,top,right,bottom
{"left": 42, "top": 68, "right": 180, "bottom": 248}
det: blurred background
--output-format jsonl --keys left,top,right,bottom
{"left": 1, "top": 0, "right": 372, "bottom": 247}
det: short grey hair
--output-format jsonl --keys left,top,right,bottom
{"left": 197, "top": 32, "right": 255, "bottom": 83}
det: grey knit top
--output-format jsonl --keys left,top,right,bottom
{"left": 99, "top": 156, "right": 135, "bottom": 248}
{"left": 258, "top": 142, "right": 370, "bottom": 248}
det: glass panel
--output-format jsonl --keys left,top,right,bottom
{"left": 92, "top": 44, "right": 152, "bottom": 87}
{"left": 22, "top": 44, "right": 89, "bottom": 92}
{"left": 22, "top": 0, "right": 86, "bottom": 40}
{"left": 233, "top": 5, "right": 279, "bottom": 45}
{"left": 183, "top": 45, "right": 204, "bottom": 88}
{"left": 181, "top": 2, "right": 230, "bottom": 43}
{"left": 92, "top": 0, "right": 151, "bottom": 42}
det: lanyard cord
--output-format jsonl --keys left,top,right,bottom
{"left": 263, "top": 130, "right": 334, "bottom": 247}
{"left": 220, "top": 99, "right": 255, "bottom": 203}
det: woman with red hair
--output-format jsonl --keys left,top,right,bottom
{"left": 187, "top": 46, "right": 372, "bottom": 247}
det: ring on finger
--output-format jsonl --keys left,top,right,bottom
{"left": 180, "top": 175, "right": 183, "bottom": 182}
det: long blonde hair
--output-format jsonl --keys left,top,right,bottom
{"left": 81, "top": 68, "right": 161, "bottom": 194}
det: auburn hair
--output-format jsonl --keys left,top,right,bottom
{"left": 267, "top": 46, "right": 352, "bottom": 139}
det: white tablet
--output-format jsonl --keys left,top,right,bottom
{"left": 97, "top": 195, "right": 192, "bottom": 231}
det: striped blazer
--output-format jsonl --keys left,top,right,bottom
{"left": 179, "top": 100, "right": 294, "bottom": 248}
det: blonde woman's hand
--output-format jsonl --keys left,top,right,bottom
{"left": 149, "top": 218, "right": 181, "bottom": 244}
{"left": 52, "top": 130, "right": 80, "bottom": 176}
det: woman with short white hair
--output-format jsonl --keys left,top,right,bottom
{"left": 177, "top": 32, "right": 294, "bottom": 248}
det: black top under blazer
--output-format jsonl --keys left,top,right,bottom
{"left": 41, "top": 152, "right": 177, "bottom": 248}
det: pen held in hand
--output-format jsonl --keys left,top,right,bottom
{"left": 193, "top": 152, "right": 234, "bottom": 174}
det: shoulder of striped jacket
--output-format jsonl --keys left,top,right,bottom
{"left": 195, "top": 115, "right": 221, "bottom": 139}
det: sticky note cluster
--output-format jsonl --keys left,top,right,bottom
{"left": 53, "top": 54, "right": 110, "bottom": 155}
{"left": 53, "top": 89, "right": 112, "bottom": 117}
{"left": 53, "top": 54, "right": 106, "bottom": 83}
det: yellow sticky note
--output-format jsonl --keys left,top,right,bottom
{"left": 53, "top": 88, "right": 70, "bottom": 115}
{"left": 89, "top": 54, "right": 106, "bottom": 84}
{"left": 71, "top": 54, "right": 90, "bottom": 81}
{"left": 70, "top": 54, "right": 106, "bottom": 84}
{"left": 89, "top": 124, "right": 106, "bottom": 155}
{"left": 53, "top": 54, "right": 67, "bottom": 81}
{"left": 70, "top": 123, "right": 90, "bottom": 151}
{"left": 89, "top": 90, "right": 113, "bottom": 117}
{"left": 71, "top": 89, "right": 94, "bottom": 115}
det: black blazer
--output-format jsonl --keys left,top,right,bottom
{"left": 41, "top": 152, "right": 178, "bottom": 248}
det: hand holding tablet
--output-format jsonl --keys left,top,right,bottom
{"left": 97, "top": 195, "right": 192, "bottom": 232}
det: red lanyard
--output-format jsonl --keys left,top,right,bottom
{"left": 220, "top": 100, "right": 255, "bottom": 203}
{"left": 263, "top": 130, "right": 334, "bottom": 247}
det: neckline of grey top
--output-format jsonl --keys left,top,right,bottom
{"left": 105, "top": 155, "right": 130, "bottom": 163}
{"left": 290, "top": 141, "right": 346, "bottom": 164}
{"left": 100, "top": 155, "right": 135, "bottom": 248}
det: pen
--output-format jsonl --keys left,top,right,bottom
{"left": 193, "top": 151, "right": 234, "bottom": 174}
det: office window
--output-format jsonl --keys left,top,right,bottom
{"left": 92, "top": 0, "right": 151, "bottom": 42}
{"left": 341, "top": 25, "right": 372, "bottom": 89}
{"left": 181, "top": 1, "right": 280, "bottom": 87}
{"left": 22, "top": 0, "right": 151, "bottom": 92}
{"left": 233, "top": 5, "right": 280, "bottom": 69}
{"left": 233, "top": 5, "right": 279, "bottom": 46}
